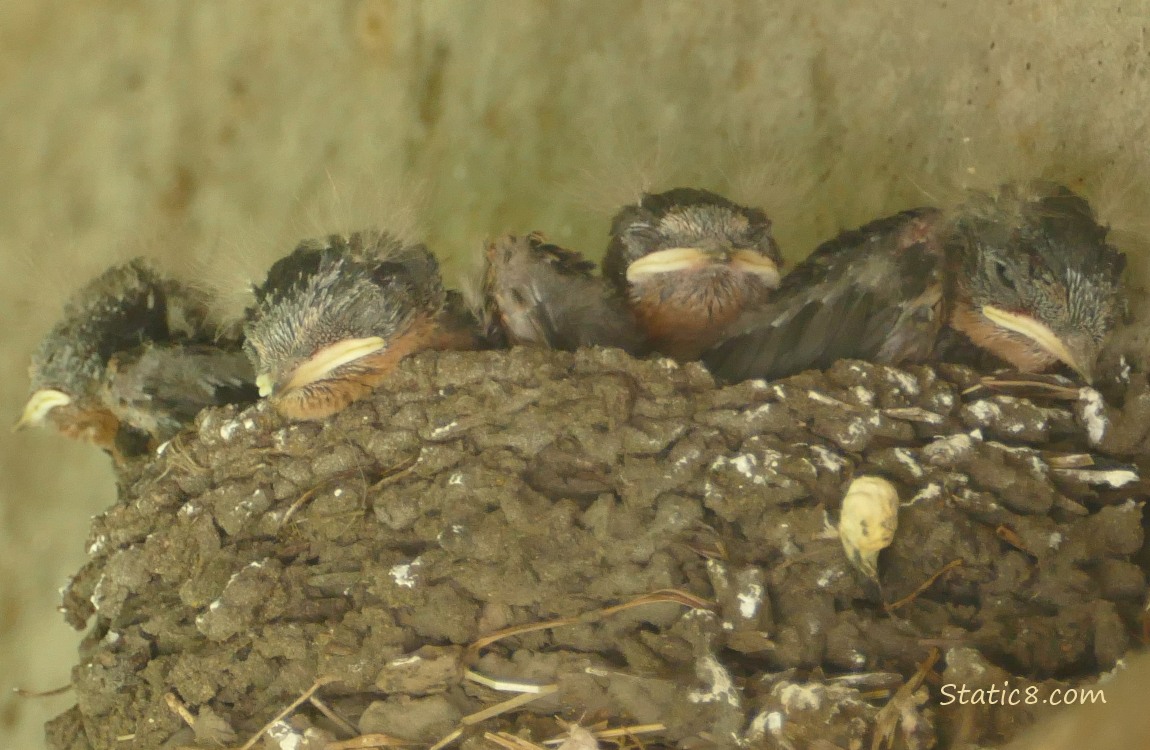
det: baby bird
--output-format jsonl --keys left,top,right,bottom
{"left": 943, "top": 182, "right": 1125, "bottom": 381}
{"left": 602, "top": 188, "right": 783, "bottom": 360}
{"left": 482, "top": 232, "right": 645, "bottom": 353}
{"left": 17, "top": 259, "right": 256, "bottom": 457}
{"left": 243, "top": 230, "right": 478, "bottom": 420}
{"left": 705, "top": 182, "right": 1126, "bottom": 384}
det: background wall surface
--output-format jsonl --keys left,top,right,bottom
{"left": 2, "top": 1, "right": 1150, "bottom": 745}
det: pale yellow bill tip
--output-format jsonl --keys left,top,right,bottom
{"left": 255, "top": 374, "right": 275, "bottom": 398}
{"left": 14, "top": 389, "right": 72, "bottom": 431}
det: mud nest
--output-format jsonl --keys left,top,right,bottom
{"left": 48, "top": 347, "right": 1149, "bottom": 749}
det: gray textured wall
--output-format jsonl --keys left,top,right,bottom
{"left": 3, "top": 1, "right": 1150, "bottom": 745}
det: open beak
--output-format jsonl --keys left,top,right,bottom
{"left": 260, "top": 336, "right": 387, "bottom": 398}
{"left": 14, "top": 389, "right": 72, "bottom": 431}
{"left": 626, "top": 247, "right": 779, "bottom": 286}
{"left": 981, "top": 305, "right": 1098, "bottom": 383}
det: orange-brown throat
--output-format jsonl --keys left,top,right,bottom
{"left": 629, "top": 269, "right": 769, "bottom": 360}
{"left": 51, "top": 405, "right": 122, "bottom": 451}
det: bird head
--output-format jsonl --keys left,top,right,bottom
{"left": 604, "top": 188, "right": 782, "bottom": 301}
{"left": 16, "top": 259, "right": 170, "bottom": 436}
{"left": 950, "top": 182, "right": 1126, "bottom": 383}
{"left": 482, "top": 232, "right": 597, "bottom": 346}
{"left": 243, "top": 231, "right": 445, "bottom": 418}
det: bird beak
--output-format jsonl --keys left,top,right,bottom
{"left": 626, "top": 247, "right": 779, "bottom": 286}
{"left": 1058, "top": 334, "right": 1100, "bottom": 384}
{"left": 270, "top": 336, "right": 388, "bottom": 397}
{"left": 625, "top": 248, "right": 711, "bottom": 282}
{"left": 255, "top": 373, "right": 276, "bottom": 398}
{"left": 980, "top": 305, "right": 1098, "bottom": 383}
{"left": 14, "top": 389, "right": 72, "bottom": 431}
{"left": 730, "top": 249, "right": 781, "bottom": 287}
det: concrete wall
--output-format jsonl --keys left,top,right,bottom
{"left": 3, "top": 1, "right": 1149, "bottom": 744}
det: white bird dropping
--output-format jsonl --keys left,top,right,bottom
{"left": 839, "top": 475, "right": 900, "bottom": 579}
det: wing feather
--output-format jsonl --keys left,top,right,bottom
{"left": 705, "top": 209, "right": 945, "bottom": 382}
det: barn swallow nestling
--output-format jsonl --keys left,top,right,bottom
{"left": 943, "top": 183, "right": 1125, "bottom": 381}
{"left": 481, "top": 232, "right": 646, "bottom": 354}
{"left": 705, "top": 182, "right": 1126, "bottom": 384}
{"left": 602, "top": 188, "right": 783, "bottom": 361}
{"left": 243, "top": 230, "right": 479, "bottom": 421}
{"left": 16, "top": 259, "right": 256, "bottom": 457}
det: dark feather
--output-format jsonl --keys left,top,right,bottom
{"left": 29, "top": 259, "right": 225, "bottom": 405}
{"left": 705, "top": 208, "right": 945, "bottom": 383}
{"left": 636, "top": 187, "right": 751, "bottom": 216}
{"left": 484, "top": 234, "right": 646, "bottom": 354}
{"left": 102, "top": 343, "right": 258, "bottom": 442}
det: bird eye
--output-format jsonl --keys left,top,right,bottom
{"left": 994, "top": 260, "right": 1015, "bottom": 290}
